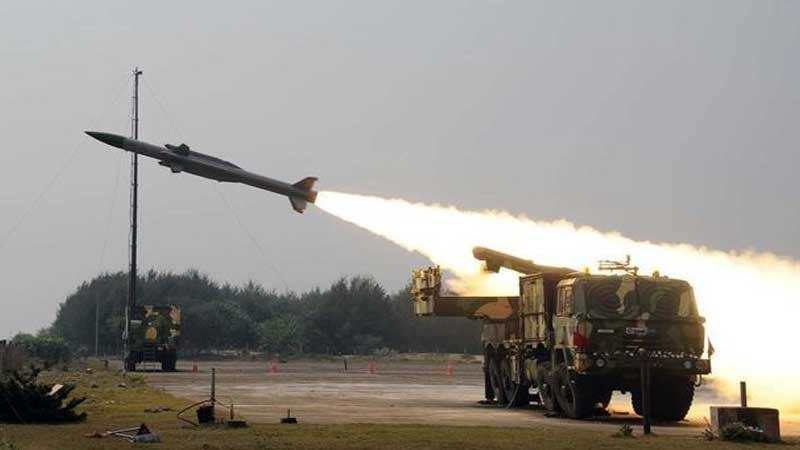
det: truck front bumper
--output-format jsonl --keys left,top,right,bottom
{"left": 575, "top": 352, "right": 711, "bottom": 375}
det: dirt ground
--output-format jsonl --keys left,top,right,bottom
{"left": 143, "top": 357, "right": 800, "bottom": 437}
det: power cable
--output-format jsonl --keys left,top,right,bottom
{"left": 141, "top": 78, "right": 185, "bottom": 142}
{"left": 212, "top": 185, "right": 290, "bottom": 292}
{"left": 97, "top": 113, "right": 133, "bottom": 272}
{"left": 141, "top": 80, "right": 291, "bottom": 293}
{"left": 97, "top": 152, "right": 126, "bottom": 271}
{"left": 0, "top": 74, "right": 133, "bottom": 252}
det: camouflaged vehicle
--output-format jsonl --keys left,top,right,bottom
{"left": 411, "top": 247, "right": 710, "bottom": 421}
{"left": 125, "top": 305, "right": 180, "bottom": 372}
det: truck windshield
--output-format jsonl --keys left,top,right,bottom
{"left": 578, "top": 277, "right": 698, "bottom": 320}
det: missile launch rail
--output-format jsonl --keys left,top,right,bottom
{"left": 411, "top": 247, "right": 711, "bottom": 421}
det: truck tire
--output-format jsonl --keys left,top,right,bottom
{"left": 488, "top": 356, "right": 507, "bottom": 404}
{"left": 596, "top": 388, "right": 613, "bottom": 409}
{"left": 500, "top": 357, "right": 529, "bottom": 407}
{"left": 652, "top": 376, "right": 694, "bottom": 421}
{"left": 554, "top": 364, "right": 595, "bottom": 419}
{"left": 631, "top": 376, "right": 694, "bottom": 422}
{"left": 161, "top": 354, "right": 176, "bottom": 372}
{"left": 483, "top": 365, "right": 494, "bottom": 402}
{"left": 631, "top": 387, "right": 644, "bottom": 416}
{"left": 535, "top": 361, "right": 560, "bottom": 413}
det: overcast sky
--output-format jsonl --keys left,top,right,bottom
{"left": 1, "top": 1, "right": 798, "bottom": 337}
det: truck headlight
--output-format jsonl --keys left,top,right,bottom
{"left": 683, "top": 360, "right": 693, "bottom": 370}
{"left": 595, "top": 358, "right": 606, "bottom": 368}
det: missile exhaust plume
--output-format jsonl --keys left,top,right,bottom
{"left": 315, "top": 190, "right": 800, "bottom": 410}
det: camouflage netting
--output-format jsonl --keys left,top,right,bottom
{"left": 575, "top": 276, "right": 698, "bottom": 320}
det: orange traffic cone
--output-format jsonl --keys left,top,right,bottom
{"left": 367, "top": 359, "right": 376, "bottom": 375}
{"left": 446, "top": 360, "right": 454, "bottom": 376}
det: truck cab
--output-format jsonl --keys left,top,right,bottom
{"left": 551, "top": 275, "right": 708, "bottom": 375}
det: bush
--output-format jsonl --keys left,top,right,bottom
{"left": 372, "top": 347, "right": 397, "bottom": 357}
{"left": 719, "top": 422, "right": 769, "bottom": 443}
{"left": 701, "top": 418, "right": 716, "bottom": 440}
{"left": 612, "top": 424, "right": 634, "bottom": 438}
{"left": 0, "top": 367, "right": 86, "bottom": 423}
{"left": 11, "top": 334, "right": 71, "bottom": 368}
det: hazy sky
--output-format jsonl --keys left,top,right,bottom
{"left": 1, "top": 1, "right": 798, "bottom": 337}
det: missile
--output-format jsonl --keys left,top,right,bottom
{"left": 86, "top": 131, "right": 317, "bottom": 213}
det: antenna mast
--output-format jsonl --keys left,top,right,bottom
{"left": 124, "top": 67, "right": 142, "bottom": 372}
{"left": 598, "top": 255, "right": 639, "bottom": 276}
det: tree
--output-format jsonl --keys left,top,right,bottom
{"left": 49, "top": 270, "right": 480, "bottom": 355}
{"left": 306, "top": 276, "right": 401, "bottom": 354}
{"left": 183, "top": 300, "right": 254, "bottom": 350}
{"left": 255, "top": 315, "right": 305, "bottom": 355}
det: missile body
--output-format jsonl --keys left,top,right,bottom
{"left": 86, "top": 132, "right": 317, "bottom": 213}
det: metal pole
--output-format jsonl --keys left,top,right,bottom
{"left": 124, "top": 67, "right": 142, "bottom": 373}
{"left": 210, "top": 366, "right": 217, "bottom": 420}
{"left": 94, "top": 296, "right": 99, "bottom": 357}
{"left": 640, "top": 350, "right": 652, "bottom": 435}
{"left": 210, "top": 367, "right": 216, "bottom": 403}
{"left": 740, "top": 381, "right": 748, "bottom": 408}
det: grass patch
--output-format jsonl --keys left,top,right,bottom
{"left": 0, "top": 364, "right": 795, "bottom": 450}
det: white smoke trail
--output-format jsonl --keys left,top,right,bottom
{"left": 316, "top": 191, "right": 800, "bottom": 410}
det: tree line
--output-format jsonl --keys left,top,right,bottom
{"left": 50, "top": 270, "right": 481, "bottom": 356}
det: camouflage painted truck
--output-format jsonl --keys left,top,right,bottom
{"left": 411, "top": 247, "right": 711, "bottom": 420}
{"left": 124, "top": 305, "right": 181, "bottom": 372}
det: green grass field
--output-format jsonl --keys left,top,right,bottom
{"left": 0, "top": 366, "right": 795, "bottom": 450}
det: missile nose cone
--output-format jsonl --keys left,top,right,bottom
{"left": 85, "top": 131, "right": 126, "bottom": 149}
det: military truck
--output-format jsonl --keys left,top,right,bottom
{"left": 411, "top": 247, "right": 710, "bottom": 420}
{"left": 124, "top": 305, "right": 181, "bottom": 372}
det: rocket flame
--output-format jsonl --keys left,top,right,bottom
{"left": 316, "top": 190, "right": 800, "bottom": 410}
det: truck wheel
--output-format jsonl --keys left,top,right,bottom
{"left": 631, "top": 387, "right": 644, "bottom": 416}
{"left": 500, "top": 358, "right": 529, "bottom": 407}
{"left": 651, "top": 376, "right": 694, "bottom": 421}
{"left": 162, "top": 355, "right": 176, "bottom": 372}
{"left": 631, "top": 376, "right": 694, "bottom": 421}
{"left": 535, "top": 362, "right": 560, "bottom": 413}
{"left": 593, "top": 382, "right": 612, "bottom": 409}
{"left": 483, "top": 365, "right": 494, "bottom": 402}
{"left": 554, "top": 364, "right": 595, "bottom": 419}
{"left": 596, "top": 389, "right": 612, "bottom": 409}
{"left": 488, "top": 357, "right": 507, "bottom": 404}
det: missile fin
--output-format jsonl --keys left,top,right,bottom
{"left": 158, "top": 160, "right": 184, "bottom": 173}
{"left": 292, "top": 177, "right": 317, "bottom": 192}
{"left": 175, "top": 144, "right": 190, "bottom": 155}
{"left": 289, "top": 196, "right": 307, "bottom": 214}
{"left": 165, "top": 143, "right": 191, "bottom": 155}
